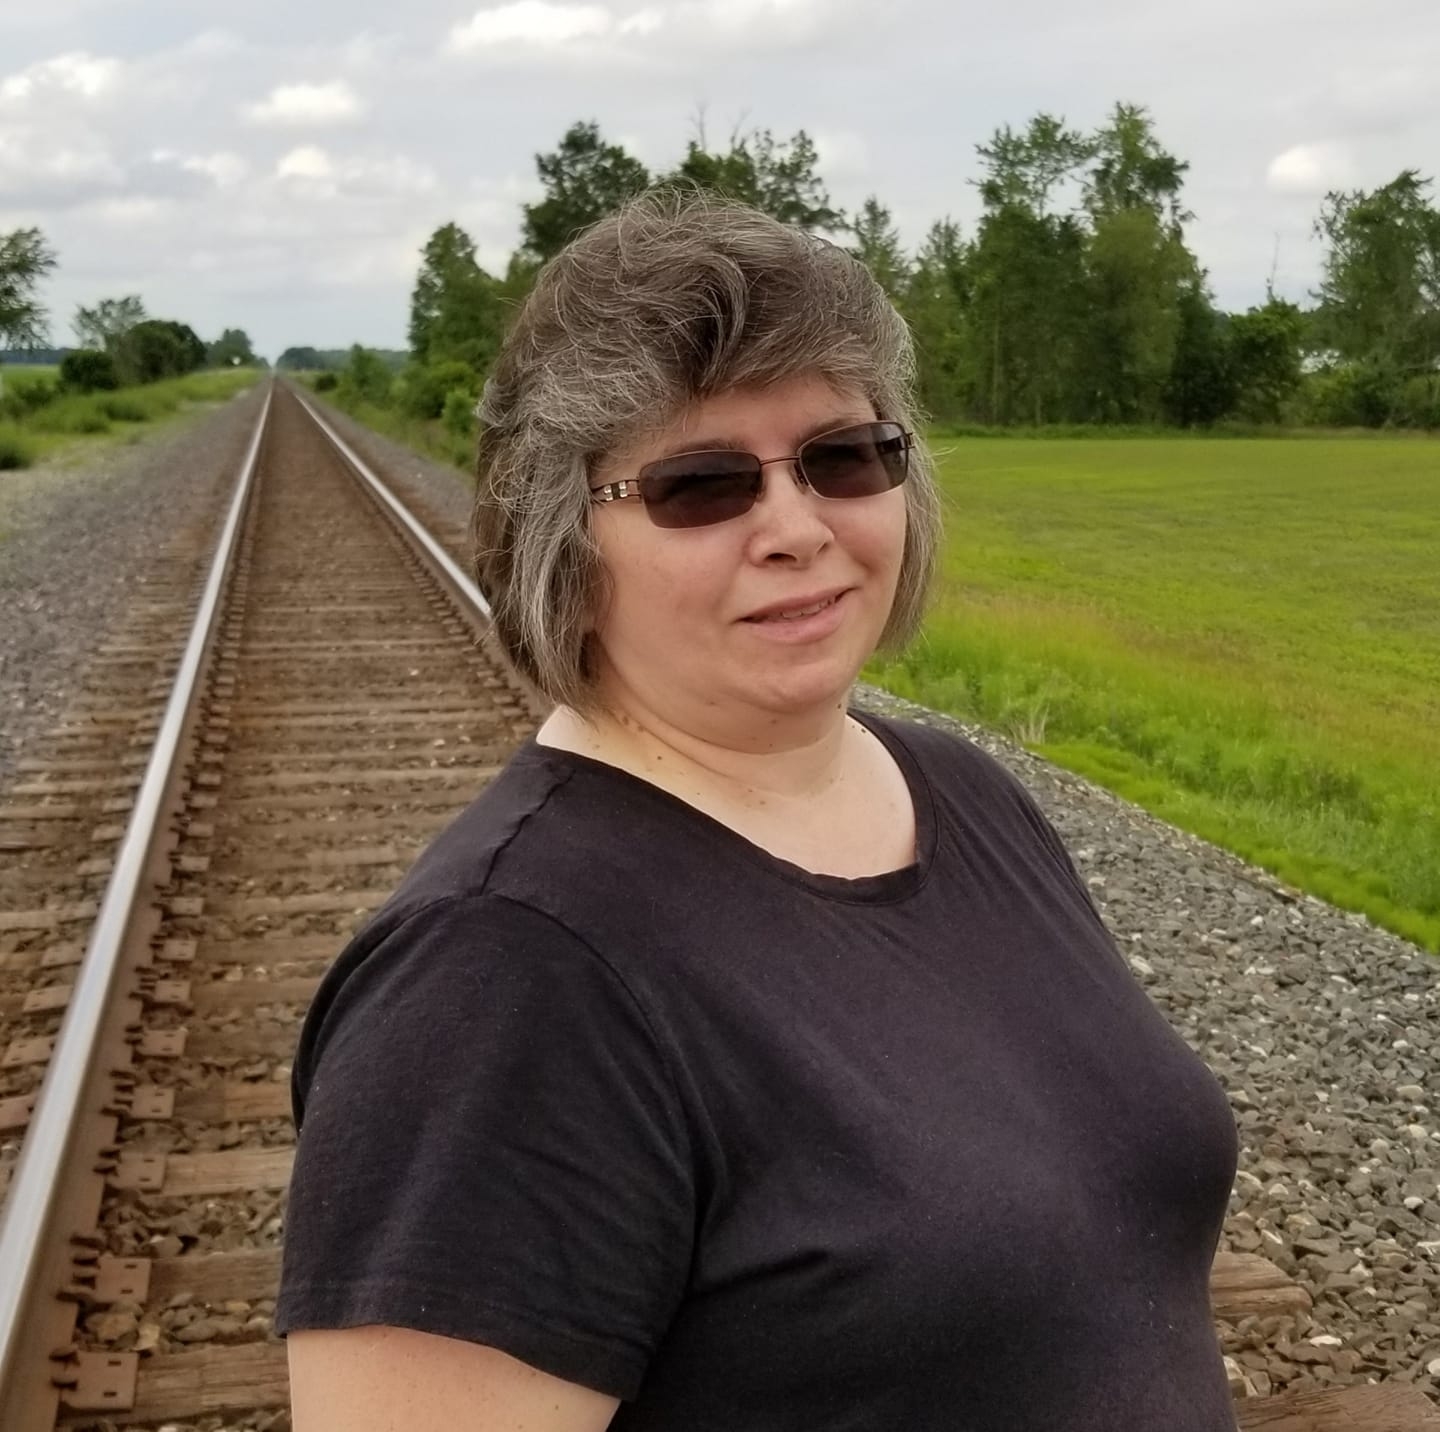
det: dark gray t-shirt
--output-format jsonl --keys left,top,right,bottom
{"left": 276, "top": 712, "right": 1240, "bottom": 1430}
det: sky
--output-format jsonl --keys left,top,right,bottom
{"left": 1, "top": 0, "right": 1437, "bottom": 362}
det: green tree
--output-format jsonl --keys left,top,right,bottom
{"left": 970, "top": 207, "right": 1090, "bottom": 423}
{"left": 338, "top": 345, "right": 393, "bottom": 405}
{"left": 1, "top": 227, "right": 58, "bottom": 348}
{"left": 1313, "top": 170, "right": 1440, "bottom": 378}
{"left": 520, "top": 121, "right": 651, "bottom": 264}
{"left": 207, "top": 328, "right": 257, "bottom": 367}
{"left": 1083, "top": 102, "right": 1191, "bottom": 231}
{"left": 903, "top": 219, "right": 972, "bottom": 421}
{"left": 966, "top": 116, "right": 1093, "bottom": 424}
{"left": 409, "top": 222, "right": 505, "bottom": 371}
{"left": 277, "top": 346, "right": 325, "bottom": 371}
{"left": 1162, "top": 281, "right": 1237, "bottom": 427}
{"left": 1081, "top": 206, "right": 1195, "bottom": 422}
{"left": 1227, "top": 297, "right": 1305, "bottom": 424}
{"left": 73, "top": 294, "right": 147, "bottom": 351}
{"left": 850, "top": 196, "right": 910, "bottom": 300}
{"left": 112, "top": 319, "right": 205, "bottom": 384}
{"left": 1077, "top": 106, "right": 1198, "bottom": 422}
{"left": 1, "top": 227, "right": 59, "bottom": 396}
{"left": 664, "top": 124, "right": 843, "bottom": 231}
{"left": 976, "top": 114, "right": 1092, "bottom": 213}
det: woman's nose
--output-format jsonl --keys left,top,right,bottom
{"left": 748, "top": 460, "right": 833, "bottom": 560}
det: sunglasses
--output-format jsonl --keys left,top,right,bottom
{"left": 589, "top": 420, "right": 913, "bottom": 530}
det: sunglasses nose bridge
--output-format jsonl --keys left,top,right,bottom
{"left": 754, "top": 453, "right": 809, "bottom": 491}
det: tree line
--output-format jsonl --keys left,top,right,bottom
{"left": 0, "top": 230, "right": 261, "bottom": 399}
{"left": 364, "top": 109, "right": 1439, "bottom": 435}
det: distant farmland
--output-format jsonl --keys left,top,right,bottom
{"left": 870, "top": 435, "right": 1440, "bottom": 952}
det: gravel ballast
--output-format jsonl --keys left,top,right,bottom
{"left": 0, "top": 386, "right": 267, "bottom": 783}
{"left": 5, "top": 388, "right": 1436, "bottom": 1403}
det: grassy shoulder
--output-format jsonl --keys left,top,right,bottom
{"left": 869, "top": 435, "right": 1440, "bottom": 953}
{"left": 0, "top": 367, "right": 262, "bottom": 469}
{"left": 299, "top": 376, "right": 479, "bottom": 479}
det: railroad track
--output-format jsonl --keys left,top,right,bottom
{"left": 0, "top": 382, "right": 540, "bottom": 1431}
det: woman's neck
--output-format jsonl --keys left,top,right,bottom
{"left": 537, "top": 693, "right": 858, "bottom": 810}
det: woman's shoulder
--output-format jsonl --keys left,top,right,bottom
{"left": 855, "top": 705, "right": 1022, "bottom": 795}
{"left": 856, "top": 704, "right": 1069, "bottom": 849}
{"left": 384, "top": 740, "right": 640, "bottom": 909}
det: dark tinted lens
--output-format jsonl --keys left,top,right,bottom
{"left": 799, "top": 422, "right": 910, "bottom": 499}
{"left": 637, "top": 452, "right": 764, "bottom": 529}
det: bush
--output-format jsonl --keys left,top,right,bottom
{"left": 97, "top": 394, "right": 150, "bottom": 422}
{"left": 0, "top": 424, "right": 35, "bottom": 469}
{"left": 60, "top": 349, "right": 120, "bottom": 393}
{"left": 11, "top": 374, "right": 59, "bottom": 412}
{"left": 1394, "top": 374, "right": 1440, "bottom": 429}
{"left": 39, "top": 397, "right": 111, "bottom": 434}
{"left": 1301, "top": 362, "right": 1395, "bottom": 428}
{"left": 398, "top": 360, "right": 479, "bottom": 420}
{"left": 313, "top": 371, "right": 339, "bottom": 392}
{"left": 338, "top": 346, "right": 393, "bottom": 405}
{"left": 441, "top": 387, "right": 478, "bottom": 440}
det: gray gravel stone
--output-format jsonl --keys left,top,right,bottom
{"left": 0, "top": 386, "right": 266, "bottom": 783}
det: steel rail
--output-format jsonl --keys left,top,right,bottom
{"left": 0, "top": 384, "right": 275, "bottom": 1394}
{"left": 292, "top": 390, "right": 492, "bottom": 619}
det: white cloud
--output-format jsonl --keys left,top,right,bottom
{"left": 619, "top": 8, "right": 666, "bottom": 35}
{"left": 244, "top": 80, "right": 362, "bottom": 126}
{"left": 0, "top": 123, "right": 124, "bottom": 204}
{"left": 342, "top": 154, "right": 438, "bottom": 198}
{"left": 0, "top": 50, "right": 122, "bottom": 105}
{"left": 684, "top": 0, "right": 824, "bottom": 43}
{"left": 149, "top": 147, "right": 250, "bottom": 188}
{"left": 276, "top": 144, "right": 335, "bottom": 182}
{"left": 442, "top": 0, "right": 828, "bottom": 60}
{"left": 275, "top": 145, "right": 437, "bottom": 200}
{"left": 1266, "top": 142, "right": 1358, "bottom": 197}
{"left": 88, "top": 195, "right": 176, "bottom": 226}
{"left": 447, "top": 2, "right": 615, "bottom": 50}
{"left": 184, "top": 151, "right": 249, "bottom": 187}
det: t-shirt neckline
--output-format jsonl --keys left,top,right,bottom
{"left": 521, "top": 708, "right": 936, "bottom": 906}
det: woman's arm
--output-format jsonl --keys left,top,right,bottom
{"left": 289, "top": 1326, "right": 621, "bottom": 1432}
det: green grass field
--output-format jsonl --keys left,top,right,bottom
{"left": 3, "top": 364, "right": 60, "bottom": 388}
{"left": 0, "top": 367, "right": 260, "bottom": 469}
{"left": 868, "top": 436, "right": 1440, "bottom": 954}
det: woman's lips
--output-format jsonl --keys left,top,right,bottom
{"left": 740, "top": 588, "right": 850, "bottom": 641}
{"left": 746, "top": 594, "right": 840, "bottom": 623}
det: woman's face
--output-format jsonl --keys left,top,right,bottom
{"left": 587, "top": 372, "right": 909, "bottom": 741}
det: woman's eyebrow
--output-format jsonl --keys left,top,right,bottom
{"left": 648, "top": 414, "right": 874, "bottom": 463}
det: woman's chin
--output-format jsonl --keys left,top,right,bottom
{"left": 741, "top": 657, "right": 863, "bottom": 718}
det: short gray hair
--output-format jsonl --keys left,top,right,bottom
{"left": 471, "top": 188, "right": 941, "bottom": 712}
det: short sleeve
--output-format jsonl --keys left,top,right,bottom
{"left": 274, "top": 893, "right": 695, "bottom": 1400}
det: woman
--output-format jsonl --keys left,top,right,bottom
{"left": 277, "top": 191, "right": 1241, "bottom": 1430}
